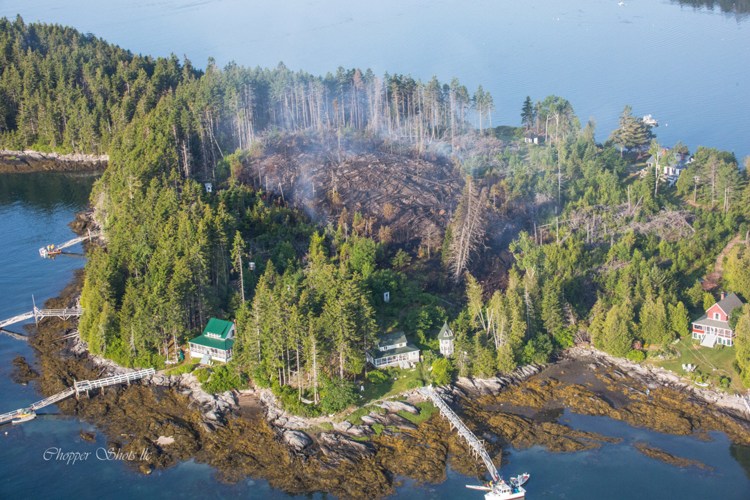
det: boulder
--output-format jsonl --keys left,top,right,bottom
{"left": 333, "top": 421, "right": 353, "bottom": 433}
{"left": 318, "top": 432, "right": 374, "bottom": 463}
{"left": 283, "top": 430, "right": 313, "bottom": 451}
{"left": 379, "top": 400, "right": 420, "bottom": 415}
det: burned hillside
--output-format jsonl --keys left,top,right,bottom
{"left": 233, "top": 135, "right": 463, "bottom": 254}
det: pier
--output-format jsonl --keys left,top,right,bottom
{"left": 0, "top": 305, "right": 83, "bottom": 331}
{"left": 420, "top": 386, "right": 499, "bottom": 482}
{"left": 39, "top": 231, "right": 100, "bottom": 258}
{"left": 0, "top": 368, "right": 155, "bottom": 425}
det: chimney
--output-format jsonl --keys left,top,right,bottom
{"left": 720, "top": 291, "right": 726, "bottom": 301}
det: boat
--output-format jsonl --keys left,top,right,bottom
{"left": 39, "top": 244, "right": 62, "bottom": 258}
{"left": 642, "top": 114, "right": 658, "bottom": 127}
{"left": 466, "top": 476, "right": 528, "bottom": 500}
{"left": 12, "top": 412, "right": 36, "bottom": 424}
{"left": 510, "top": 473, "right": 530, "bottom": 487}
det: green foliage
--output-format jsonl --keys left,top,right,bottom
{"left": 608, "top": 105, "right": 654, "bottom": 154}
{"left": 639, "top": 297, "right": 672, "bottom": 345}
{"left": 668, "top": 302, "right": 690, "bottom": 338}
{"left": 626, "top": 350, "right": 646, "bottom": 363}
{"left": 521, "top": 333, "right": 554, "bottom": 365}
{"left": 430, "top": 358, "right": 454, "bottom": 386}
{"left": 553, "top": 327, "right": 575, "bottom": 349}
{"left": 202, "top": 365, "right": 246, "bottom": 393}
{"left": 703, "top": 293, "right": 716, "bottom": 311}
{"left": 596, "top": 302, "right": 635, "bottom": 357}
{"left": 735, "top": 306, "right": 750, "bottom": 387}
{"left": 319, "top": 376, "right": 358, "bottom": 414}
{"left": 194, "top": 367, "right": 211, "bottom": 384}
{"left": 271, "top": 382, "right": 321, "bottom": 418}
{"left": 391, "top": 249, "right": 412, "bottom": 270}
{"left": 724, "top": 244, "right": 750, "bottom": 300}
{"left": 0, "top": 18, "right": 196, "bottom": 152}
{"left": 366, "top": 370, "right": 390, "bottom": 384}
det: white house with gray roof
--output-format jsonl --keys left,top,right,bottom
{"left": 366, "top": 331, "right": 420, "bottom": 368}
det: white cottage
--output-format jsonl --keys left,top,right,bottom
{"left": 366, "top": 331, "right": 420, "bottom": 368}
{"left": 189, "top": 317, "right": 236, "bottom": 363}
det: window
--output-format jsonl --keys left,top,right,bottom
{"left": 713, "top": 312, "right": 720, "bottom": 320}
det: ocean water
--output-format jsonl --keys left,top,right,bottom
{"left": 1, "top": 0, "right": 748, "bottom": 159}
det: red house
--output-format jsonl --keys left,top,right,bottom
{"left": 691, "top": 292, "right": 744, "bottom": 347}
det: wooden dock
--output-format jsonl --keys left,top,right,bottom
{"left": 0, "top": 368, "right": 155, "bottom": 425}
{"left": 39, "top": 231, "right": 100, "bottom": 258}
{"left": 420, "top": 386, "right": 499, "bottom": 482}
{"left": 0, "top": 306, "right": 83, "bottom": 331}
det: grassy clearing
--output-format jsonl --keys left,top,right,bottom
{"left": 345, "top": 405, "right": 385, "bottom": 425}
{"left": 162, "top": 359, "right": 199, "bottom": 376}
{"left": 360, "top": 366, "right": 426, "bottom": 403}
{"left": 648, "top": 338, "right": 742, "bottom": 392}
{"left": 397, "top": 401, "right": 437, "bottom": 425}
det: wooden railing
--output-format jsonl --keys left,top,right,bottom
{"left": 420, "top": 386, "right": 499, "bottom": 481}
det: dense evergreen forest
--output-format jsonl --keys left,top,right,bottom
{"left": 3, "top": 18, "right": 750, "bottom": 412}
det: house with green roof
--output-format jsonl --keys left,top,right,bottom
{"left": 366, "top": 331, "right": 420, "bottom": 368}
{"left": 189, "top": 318, "right": 236, "bottom": 363}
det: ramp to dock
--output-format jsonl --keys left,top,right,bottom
{"left": 420, "top": 386, "right": 499, "bottom": 481}
{"left": 0, "top": 368, "right": 155, "bottom": 425}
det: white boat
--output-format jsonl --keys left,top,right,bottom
{"left": 12, "top": 412, "right": 36, "bottom": 424}
{"left": 642, "top": 114, "right": 658, "bottom": 127}
{"left": 466, "top": 475, "right": 528, "bottom": 500}
{"left": 510, "top": 473, "right": 530, "bottom": 487}
{"left": 485, "top": 480, "right": 525, "bottom": 500}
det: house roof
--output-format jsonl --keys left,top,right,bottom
{"left": 369, "top": 344, "right": 420, "bottom": 359}
{"left": 189, "top": 335, "right": 235, "bottom": 351}
{"left": 715, "top": 293, "right": 744, "bottom": 316}
{"left": 692, "top": 314, "right": 731, "bottom": 329}
{"left": 379, "top": 331, "right": 407, "bottom": 347}
{"left": 437, "top": 322, "right": 454, "bottom": 340}
{"left": 203, "top": 317, "right": 234, "bottom": 339}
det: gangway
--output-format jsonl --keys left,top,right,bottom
{"left": 0, "top": 368, "right": 155, "bottom": 425}
{"left": 420, "top": 386, "right": 499, "bottom": 482}
{"left": 0, "top": 306, "right": 82, "bottom": 331}
{"left": 39, "top": 231, "right": 100, "bottom": 258}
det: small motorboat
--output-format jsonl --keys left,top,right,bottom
{"left": 12, "top": 411, "right": 36, "bottom": 424}
{"left": 510, "top": 473, "right": 530, "bottom": 487}
{"left": 39, "top": 244, "right": 62, "bottom": 258}
{"left": 466, "top": 475, "right": 528, "bottom": 500}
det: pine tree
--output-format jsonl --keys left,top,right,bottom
{"left": 668, "top": 301, "right": 689, "bottom": 338}
{"left": 609, "top": 105, "right": 653, "bottom": 156}
{"left": 541, "top": 279, "right": 565, "bottom": 337}
{"left": 601, "top": 302, "right": 635, "bottom": 357}
{"left": 521, "top": 96, "right": 534, "bottom": 132}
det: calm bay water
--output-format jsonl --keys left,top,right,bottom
{"left": 1, "top": 1, "right": 750, "bottom": 498}
{"left": 1, "top": 0, "right": 748, "bottom": 159}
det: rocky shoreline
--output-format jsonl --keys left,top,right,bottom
{"left": 0, "top": 149, "right": 108, "bottom": 173}
{"left": 565, "top": 345, "right": 750, "bottom": 418}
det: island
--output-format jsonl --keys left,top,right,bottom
{"left": 1, "top": 16, "right": 749, "bottom": 498}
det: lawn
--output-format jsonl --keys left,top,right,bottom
{"left": 648, "top": 338, "right": 743, "bottom": 392}
{"left": 360, "top": 365, "right": 427, "bottom": 403}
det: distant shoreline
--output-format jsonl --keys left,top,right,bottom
{"left": 0, "top": 149, "right": 107, "bottom": 173}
